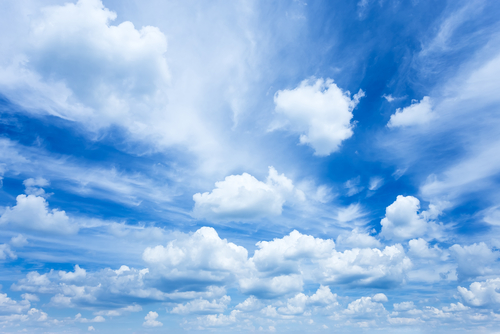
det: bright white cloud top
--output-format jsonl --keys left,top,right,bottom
{"left": 0, "top": 0, "right": 499, "bottom": 333}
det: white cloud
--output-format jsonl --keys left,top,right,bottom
{"left": 380, "top": 196, "right": 441, "bottom": 240}
{"left": 336, "top": 228, "right": 382, "bottom": 249}
{"left": 193, "top": 167, "right": 304, "bottom": 221}
{"left": 235, "top": 296, "right": 262, "bottom": 312}
{"left": 0, "top": 243, "right": 17, "bottom": 260}
{"left": 251, "top": 230, "right": 335, "bottom": 274}
{"left": 387, "top": 96, "right": 434, "bottom": 128}
{"left": 273, "top": 78, "right": 364, "bottom": 156}
{"left": 408, "top": 238, "right": 442, "bottom": 258}
{"left": 344, "top": 176, "right": 364, "bottom": 196}
{"left": 458, "top": 278, "right": 500, "bottom": 307}
{"left": 10, "top": 234, "right": 28, "bottom": 247}
{"left": 59, "top": 265, "right": 87, "bottom": 281}
{"left": 368, "top": 176, "right": 384, "bottom": 191}
{"left": 75, "top": 313, "right": 105, "bottom": 323}
{"left": 143, "top": 311, "right": 162, "bottom": 327}
{"left": 449, "top": 242, "right": 500, "bottom": 280}
{"left": 393, "top": 301, "right": 415, "bottom": 311}
{"left": 317, "top": 244, "right": 412, "bottom": 288}
{"left": 239, "top": 274, "right": 304, "bottom": 298}
{"left": 343, "top": 297, "right": 387, "bottom": 317}
{"left": 23, "top": 177, "right": 50, "bottom": 197}
{"left": 143, "top": 227, "right": 249, "bottom": 285}
{"left": 0, "top": 293, "right": 31, "bottom": 314}
{"left": 171, "top": 296, "right": 231, "bottom": 315}
{"left": 0, "top": 194, "right": 78, "bottom": 234}
{"left": 372, "top": 293, "right": 388, "bottom": 303}
{"left": 88, "top": 326, "right": 95, "bottom": 332}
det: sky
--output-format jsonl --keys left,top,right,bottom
{"left": 0, "top": 0, "right": 500, "bottom": 333}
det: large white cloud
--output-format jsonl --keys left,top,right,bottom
{"left": 387, "top": 96, "right": 434, "bottom": 128}
{"left": 192, "top": 167, "right": 305, "bottom": 221}
{"left": 379, "top": 195, "right": 441, "bottom": 240}
{"left": 0, "top": 194, "right": 78, "bottom": 234}
{"left": 273, "top": 78, "right": 364, "bottom": 156}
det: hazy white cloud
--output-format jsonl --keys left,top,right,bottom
{"left": 336, "top": 228, "right": 382, "bottom": 249}
{"left": 0, "top": 194, "right": 78, "bottom": 234}
{"left": 23, "top": 177, "right": 50, "bottom": 196}
{"left": 10, "top": 234, "right": 28, "bottom": 247}
{"left": 193, "top": 167, "right": 304, "bottom": 221}
{"left": 344, "top": 176, "right": 364, "bottom": 196}
{"left": 273, "top": 78, "right": 364, "bottom": 156}
{"left": 368, "top": 176, "right": 384, "bottom": 191}
{"left": 372, "top": 293, "right": 388, "bottom": 303}
{"left": 388, "top": 97, "right": 434, "bottom": 128}
{"left": 0, "top": 243, "right": 17, "bottom": 260}
{"left": 408, "top": 238, "right": 442, "bottom": 258}
{"left": 171, "top": 296, "right": 231, "bottom": 315}
{"left": 143, "top": 311, "right": 162, "bottom": 327}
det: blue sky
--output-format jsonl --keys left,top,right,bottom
{"left": 1, "top": 0, "right": 500, "bottom": 332}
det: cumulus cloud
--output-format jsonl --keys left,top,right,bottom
{"left": 458, "top": 278, "right": 500, "bottom": 307}
{"left": 380, "top": 195, "right": 442, "bottom": 240}
{"left": 343, "top": 296, "right": 387, "bottom": 317}
{"left": 317, "top": 244, "right": 412, "bottom": 288}
{"left": 0, "top": 293, "right": 31, "bottom": 314}
{"left": 277, "top": 285, "right": 338, "bottom": 315}
{"left": 336, "top": 228, "right": 382, "bottom": 249}
{"left": 193, "top": 167, "right": 304, "bottom": 221}
{"left": 387, "top": 96, "right": 434, "bottom": 127}
{"left": 143, "top": 227, "right": 249, "bottom": 286}
{"left": 23, "top": 177, "right": 50, "bottom": 197}
{"left": 449, "top": 242, "right": 500, "bottom": 280}
{"left": 0, "top": 244, "right": 17, "bottom": 261}
{"left": 273, "top": 78, "right": 364, "bottom": 156}
{"left": 0, "top": 194, "right": 78, "bottom": 234}
{"left": 143, "top": 311, "right": 162, "bottom": 327}
{"left": 408, "top": 238, "right": 442, "bottom": 258}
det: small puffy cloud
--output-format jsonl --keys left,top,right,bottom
{"left": 372, "top": 293, "right": 388, "bottom": 303}
{"left": 0, "top": 194, "right": 78, "bottom": 234}
{"left": 143, "top": 227, "right": 249, "bottom": 285}
{"left": 193, "top": 167, "right": 304, "bottom": 221}
{"left": 171, "top": 296, "right": 231, "bottom": 315}
{"left": 88, "top": 326, "right": 95, "bottom": 332}
{"left": 458, "top": 278, "right": 500, "bottom": 307}
{"left": 343, "top": 297, "right": 387, "bottom": 317}
{"left": 449, "top": 242, "right": 500, "bottom": 280}
{"left": 23, "top": 177, "right": 50, "bottom": 197}
{"left": 235, "top": 296, "right": 262, "bottom": 312}
{"left": 380, "top": 196, "right": 435, "bottom": 240}
{"left": 273, "top": 78, "right": 364, "bottom": 156}
{"left": 143, "top": 311, "right": 162, "bottom": 327}
{"left": 75, "top": 313, "right": 105, "bottom": 323}
{"left": 59, "top": 265, "right": 87, "bottom": 281}
{"left": 387, "top": 96, "right": 434, "bottom": 127}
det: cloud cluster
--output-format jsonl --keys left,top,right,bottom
{"left": 273, "top": 78, "right": 364, "bottom": 156}
{"left": 387, "top": 96, "right": 434, "bottom": 128}
{"left": 193, "top": 167, "right": 305, "bottom": 221}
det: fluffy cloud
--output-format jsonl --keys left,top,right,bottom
{"left": 0, "top": 194, "right": 78, "bottom": 234}
{"left": 387, "top": 96, "right": 434, "bottom": 127}
{"left": 458, "top": 278, "right": 500, "bottom": 307}
{"left": 143, "top": 311, "right": 162, "bottom": 327}
{"left": 336, "top": 228, "right": 382, "bottom": 249}
{"left": 23, "top": 177, "right": 50, "bottom": 197}
{"left": 143, "top": 227, "right": 249, "bottom": 286}
{"left": 343, "top": 296, "right": 387, "bottom": 317}
{"left": 193, "top": 167, "right": 304, "bottom": 221}
{"left": 408, "top": 238, "right": 442, "bottom": 258}
{"left": 277, "top": 285, "right": 338, "bottom": 315}
{"left": 0, "top": 293, "right": 31, "bottom": 314}
{"left": 380, "top": 196, "right": 440, "bottom": 240}
{"left": 273, "top": 78, "right": 364, "bottom": 156}
{"left": 449, "top": 242, "right": 500, "bottom": 280}
{"left": 0, "top": 244, "right": 17, "bottom": 261}
{"left": 317, "top": 244, "right": 412, "bottom": 288}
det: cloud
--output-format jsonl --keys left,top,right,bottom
{"left": 387, "top": 96, "right": 434, "bottom": 128}
{"left": 193, "top": 167, "right": 304, "bottom": 221}
{"left": 0, "top": 293, "right": 31, "bottom": 314}
{"left": 0, "top": 244, "right": 17, "bottom": 261}
{"left": 75, "top": 313, "right": 105, "bottom": 323}
{"left": 143, "top": 227, "right": 249, "bottom": 286}
{"left": 408, "top": 238, "right": 442, "bottom": 259}
{"left": 10, "top": 234, "right": 28, "bottom": 247}
{"left": 171, "top": 296, "right": 231, "bottom": 315}
{"left": 317, "top": 244, "right": 412, "bottom": 288}
{"left": 273, "top": 78, "right": 364, "bottom": 156}
{"left": 368, "top": 176, "right": 384, "bottom": 191}
{"left": 0, "top": 194, "right": 78, "bottom": 234}
{"left": 344, "top": 176, "right": 364, "bottom": 196}
{"left": 380, "top": 196, "right": 442, "bottom": 240}
{"left": 449, "top": 242, "right": 500, "bottom": 280}
{"left": 372, "top": 293, "right": 388, "bottom": 303}
{"left": 23, "top": 177, "right": 50, "bottom": 197}
{"left": 143, "top": 311, "right": 162, "bottom": 327}
{"left": 343, "top": 296, "right": 387, "bottom": 317}
{"left": 458, "top": 278, "right": 500, "bottom": 307}
{"left": 336, "top": 228, "right": 382, "bottom": 249}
